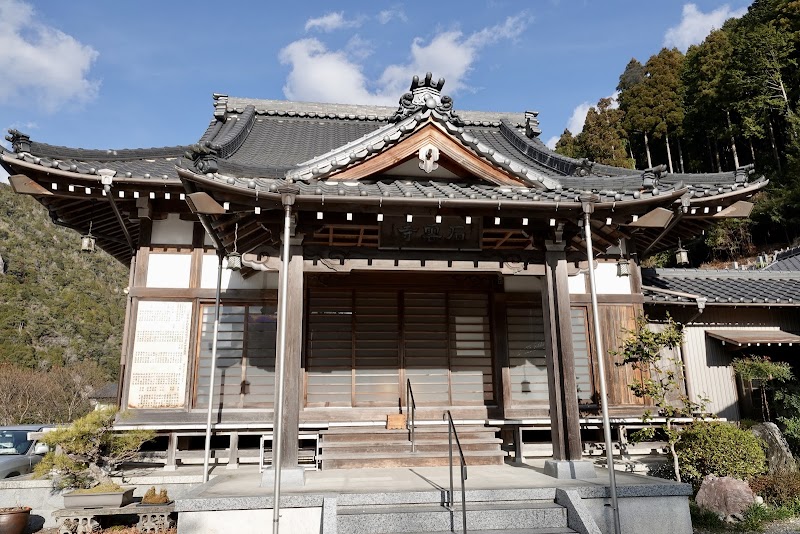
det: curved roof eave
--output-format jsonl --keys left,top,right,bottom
{"left": 177, "top": 166, "right": 689, "bottom": 213}
{"left": 1, "top": 152, "right": 183, "bottom": 187}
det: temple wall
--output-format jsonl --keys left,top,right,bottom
{"left": 151, "top": 214, "right": 195, "bottom": 245}
{"left": 146, "top": 253, "right": 193, "bottom": 288}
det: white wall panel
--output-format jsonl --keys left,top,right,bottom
{"left": 150, "top": 214, "right": 195, "bottom": 245}
{"left": 568, "top": 273, "right": 586, "bottom": 294}
{"left": 594, "top": 262, "right": 631, "bottom": 294}
{"left": 146, "top": 254, "right": 192, "bottom": 288}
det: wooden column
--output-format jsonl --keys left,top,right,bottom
{"left": 278, "top": 240, "right": 304, "bottom": 468}
{"left": 544, "top": 241, "right": 583, "bottom": 461}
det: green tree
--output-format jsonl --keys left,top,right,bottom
{"left": 645, "top": 48, "right": 686, "bottom": 173}
{"left": 613, "top": 315, "right": 706, "bottom": 483}
{"left": 554, "top": 128, "right": 585, "bottom": 159}
{"left": 579, "top": 97, "right": 634, "bottom": 168}
{"left": 733, "top": 356, "right": 793, "bottom": 422}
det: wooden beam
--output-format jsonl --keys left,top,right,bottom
{"left": 627, "top": 207, "right": 674, "bottom": 228}
{"left": 9, "top": 174, "right": 53, "bottom": 196}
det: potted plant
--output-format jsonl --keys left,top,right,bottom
{"left": 34, "top": 407, "right": 154, "bottom": 508}
{"left": 0, "top": 506, "right": 31, "bottom": 534}
{"left": 139, "top": 486, "right": 172, "bottom": 506}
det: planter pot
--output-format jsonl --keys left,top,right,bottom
{"left": 0, "top": 506, "right": 31, "bottom": 534}
{"left": 63, "top": 488, "right": 134, "bottom": 509}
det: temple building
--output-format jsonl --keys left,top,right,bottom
{"left": 2, "top": 73, "right": 766, "bottom": 474}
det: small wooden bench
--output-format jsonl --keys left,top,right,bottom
{"left": 53, "top": 502, "right": 175, "bottom": 534}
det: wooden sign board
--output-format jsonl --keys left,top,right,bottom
{"left": 127, "top": 301, "right": 193, "bottom": 409}
{"left": 379, "top": 215, "right": 482, "bottom": 251}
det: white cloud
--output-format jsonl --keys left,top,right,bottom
{"left": 0, "top": 0, "right": 99, "bottom": 112}
{"left": 281, "top": 13, "right": 532, "bottom": 105}
{"left": 305, "top": 12, "right": 362, "bottom": 32}
{"left": 567, "top": 102, "right": 592, "bottom": 135}
{"left": 279, "top": 39, "right": 388, "bottom": 105}
{"left": 664, "top": 3, "right": 747, "bottom": 51}
{"left": 378, "top": 8, "right": 407, "bottom": 24}
{"left": 345, "top": 35, "right": 373, "bottom": 61}
{"left": 545, "top": 136, "right": 560, "bottom": 150}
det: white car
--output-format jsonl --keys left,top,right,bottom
{"left": 0, "top": 425, "right": 49, "bottom": 478}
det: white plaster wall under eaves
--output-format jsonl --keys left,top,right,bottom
{"left": 146, "top": 254, "right": 192, "bottom": 288}
{"left": 150, "top": 213, "right": 195, "bottom": 246}
{"left": 200, "top": 254, "right": 279, "bottom": 290}
{"left": 594, "top": 262, "right": 632, "bottom": 294}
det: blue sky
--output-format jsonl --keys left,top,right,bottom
{"left": 0, "top": 0, "right": 751, "bottom": 182}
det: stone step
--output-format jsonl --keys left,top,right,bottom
{"left": 320, "top": 426, "right": 499, "bottom": 442}
{"left": 321, "top": 439, "right": 502, "bottom": 454}
{"left": 337, "top": 501, "right": 568, "bottom": 533}
{"left": 321, "top": 450, "right": 505, "bottom": 469}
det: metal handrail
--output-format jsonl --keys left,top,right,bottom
{"left": 445, "top": 410, "right": 467, "bottom": 534}
{"left": 405, "top": 379, "right": 417, "bottom": 453}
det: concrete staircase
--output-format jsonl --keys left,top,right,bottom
{"left": 335, "top": 489, "right": 576, "bottom": 533}
{"left": 318, "top": 425, "right": 505, "bottom": 469}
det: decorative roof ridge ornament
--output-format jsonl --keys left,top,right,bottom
{"left": 184, "top": 142, "right": 220, "bottom": 174}
{"left": 734, "top": 163, "right": 755, "bottom": 183}
{"left": 641, "top": 164, "right": 667, "bottom": 190}
{"left": 524, "top": 111, "right": 541, "bottom": 138}
{"left": 572, "top": 158, "right": 593, "bottom": 177}
{"left": 5, "top": 129, "right": 31, "bottom": 153}
{"left": 390, "top": 72, "right": 464, "bottom": 126}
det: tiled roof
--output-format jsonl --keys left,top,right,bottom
{"left": 2, "top": 75, "right": 763, "bottom": 208}
{"left": 764, "top": 246, "right": 800, "bottom": 271}
{"left": 643, "top": 268, "right": 800, "bottom": 306}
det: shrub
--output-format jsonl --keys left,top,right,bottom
{"left": 675, "top": 421, "right": 766, "bottom": 490}
{"left": 750, "top": 472, "right": 800, "bottom": 507}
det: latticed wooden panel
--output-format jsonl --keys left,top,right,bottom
{"left": 196, "top": 304, "right": 277, "bottom": 409}
{"left": 306, "top": 287, "right": 494, "bottom": 408}
{"left": 506, "top": 297, "right": 549, "bottom": 404}
{"left": 404, "top": 292, "right": 450, "bottom": 405}
{"left": 570, "top": 307, "right": 595, "bottom": 404}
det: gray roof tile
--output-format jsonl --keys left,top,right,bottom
{"left": 643, "top": 268, "right": 800, "bottom": 306}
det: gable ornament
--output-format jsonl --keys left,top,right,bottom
{"left": 418, "top": 144, "right": 440, "bottom": 174}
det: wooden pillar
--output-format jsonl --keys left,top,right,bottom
{"left": 278, "top": 240, "right": 304, "bottom": 468}
{"left": 227, "top": 431, "right": 239, "bottom": 470}
{"left": 544, "top": 242, "right": 583, "bottom": 461}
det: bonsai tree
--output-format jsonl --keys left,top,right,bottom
{"left": 34, "top": 407, "right": 154, "bottom": 491}
{"left": 613, "top": 314, "right": 709, "bottom": 483}
{"left": 733, "top": 355, "right": 793, "bottom": 422}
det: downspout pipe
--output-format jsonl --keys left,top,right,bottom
{"left": 273, "top": 183, "right": 300, "bottom": 534}
{"left": 582, "top": 198, "right": 621, "bottom": 534}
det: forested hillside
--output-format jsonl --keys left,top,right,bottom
{"left": 0, "top": 183, "right": 128, "bottom": 374}
{"left": 556, "top": 0, "right": 800, "bottom": 262}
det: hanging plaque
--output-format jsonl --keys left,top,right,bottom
{"left": 379, "top": 215, "right": 481, "bottom": 250}
{"left": 127, "top": 301, "right": 193, "bottom": 409}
